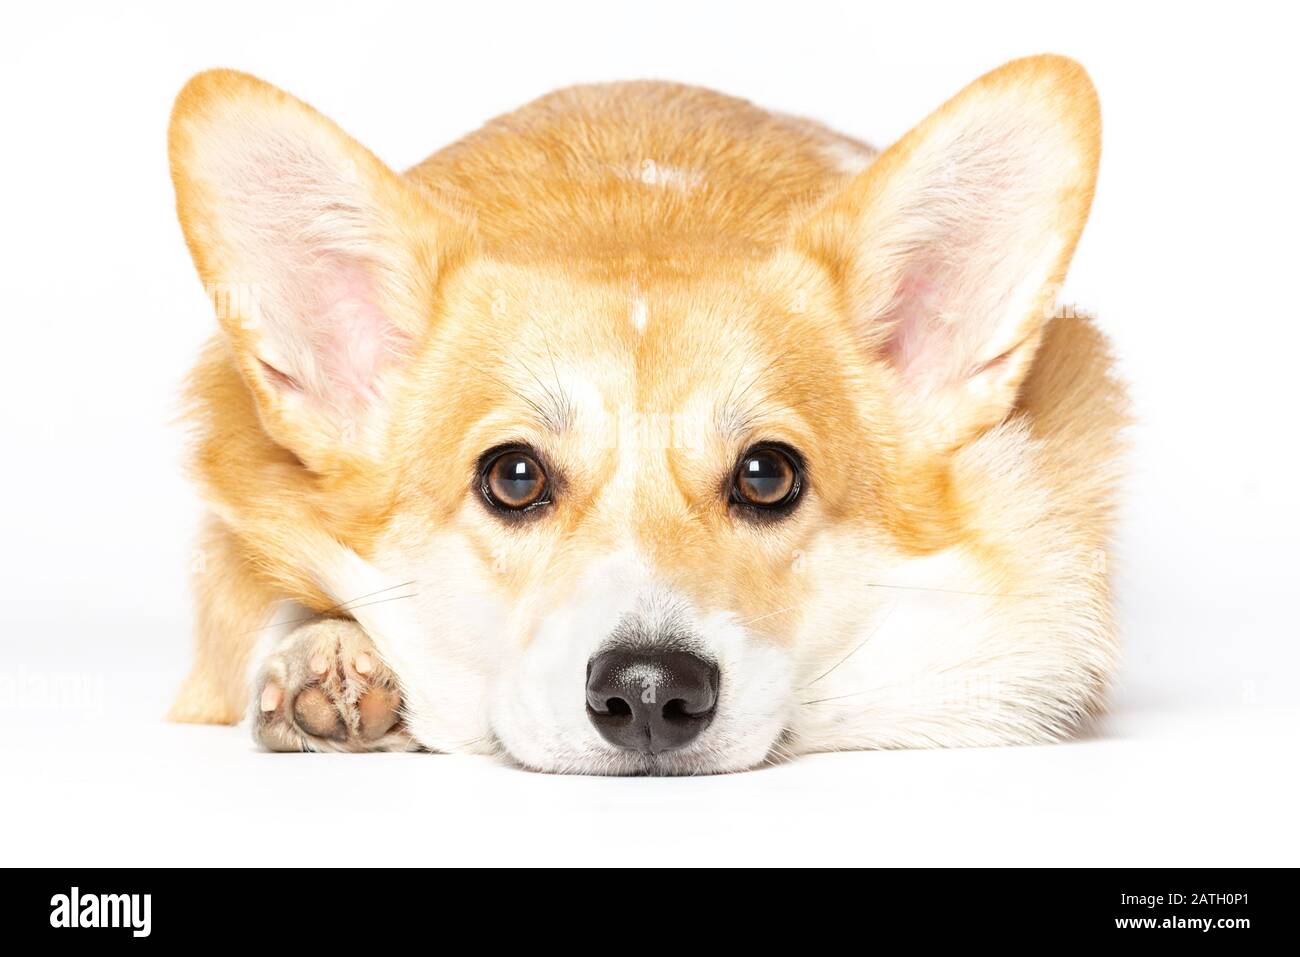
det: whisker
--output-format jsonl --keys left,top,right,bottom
{"left": 733, "top": 346, "right": 797, "bottom": 409}
{"left": 736, "top": 605, "right": 798, "bottom": 627}
{"left": 802, "top": 604, "right": 897, "bottom": 688}
{"left": 253, "top": 579, "right": 415, "bottom": 631}
{"left": 763, "top": 734, "right": 800, "bottom": 767}
{"left": 260, "top": 594, "right": 419, "bottom": 633}
{"left": 243, "top": 588, "right": 418, "bottom": 636}
{"left": 318, "top": 580, "right": 417, "bottom": 616}
{"left": 800, "top": 689, "right": 876, "bottom": 707}
{"left": 325, "top": 592, "right": 419, "bottom": 615}
{"left": 512, "top": 354, "right": 563, "bottom": 422}
{"left": 469, "top": 364, "right": 555, "bottom": 428}
{"left": 724, "top": 346, "right": 798, "bottom": 435}
{"left": 539, "top": 330, "right": 574, "bottom": 430}
{"left": 721, "top": 339, "right": 752, "bottom": 413}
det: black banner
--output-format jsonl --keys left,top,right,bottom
{"left": 2, "top": 868, "right": 1288, "bottom": 944}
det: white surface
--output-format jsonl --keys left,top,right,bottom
{"left": 3, "top": 2, "right": 1298, "bottom": 866}
{"left": 9, "top": 659, "right": 1298, "bottom": 866}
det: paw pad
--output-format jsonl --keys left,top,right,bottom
{"left": 252, "top": 619, "right": 413, "bottom": 753}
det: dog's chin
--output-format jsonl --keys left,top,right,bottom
{"left": 491, "top": 707, "right": 788, "bottom": 776}
{"left": 505, "top": 740, "right": 782, "bottom": 776}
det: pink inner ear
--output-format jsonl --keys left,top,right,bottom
{"left": 257, "top": 255, "right": 409, "bottom": 411}
{"left": 313, "top": 260, "right": 401, "bottom": 406}
{"left": 882, "top": 261, "right": 951, "bottom": 387}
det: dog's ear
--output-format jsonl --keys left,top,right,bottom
{"left": 169, "top": 70, "right": 472, "bottom": 465}
{"left": 798, "top": 55, "right": 1100, "bottom": 448}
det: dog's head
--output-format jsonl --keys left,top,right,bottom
{"left": 171, "top": 57, "right": 1102, "bottom": 773}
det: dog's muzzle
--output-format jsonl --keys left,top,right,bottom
{"left": 585, "top": 649, "right": 719, "bottom": 754}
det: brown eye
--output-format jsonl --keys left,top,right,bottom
{"left": 482, "top": 448, "right": 549, "bottom": 511}
{"left": 732, "top": 446, "right": 801, "bottom": 510}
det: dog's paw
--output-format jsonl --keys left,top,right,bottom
{"left": 252, "top": 618, "right": 417, "bottom": 753}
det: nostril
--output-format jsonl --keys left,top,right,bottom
{"left": 661, "top": 698, "right": 706, "bottom": 723}
{"left": 586, "top": 648, "right": 720, "bottom": 754}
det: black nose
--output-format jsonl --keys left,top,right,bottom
{"left": 586, "top": 649, "right": 719, "bottom": 754}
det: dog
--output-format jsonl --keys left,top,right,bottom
{"left": 167, "top": 55, "right": 1126, "bottom": 773}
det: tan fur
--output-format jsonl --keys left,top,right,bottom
{"left": 167, "top": 57, "right": 1126, "bottom": 772}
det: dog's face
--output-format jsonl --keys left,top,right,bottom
{"left": 396, "top": 256, "right": 893, "bottom": 772}
{"left": 171, "top": 58, "right": 1101, "bottom": 772}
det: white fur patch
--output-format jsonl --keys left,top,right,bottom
{"left": 819, "top": 138, "right": 875, "bottom": 175}
{"left": 630, "top": 296, "right": 648, "bottom": 334}
{"left": 302, "top": 534, "right": 499, "bottom": 755}
{"left": 242, "top": 599, "right": 314, "bottom": 701}
{"left": 611, "top": 160, "right": 705, "bottom": 191}
{"left": 488, "top": 548, "right": 793, "bottom": 774}
{"left": 790, "top": 530, "right": 1110, "bottom": 751}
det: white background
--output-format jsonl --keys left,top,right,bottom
{"left": 2, "top": 1, "right": 1296, "bottom": 866}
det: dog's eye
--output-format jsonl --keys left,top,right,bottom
{"left": 482, "top": 448, "right": 550, "bottom": 511}
{"left": 732, "top": 446, "right": 801, "bottom": 511}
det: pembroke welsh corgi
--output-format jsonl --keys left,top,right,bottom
{"left": 167, "top": 55, "right": 1127, "bottom": 773}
